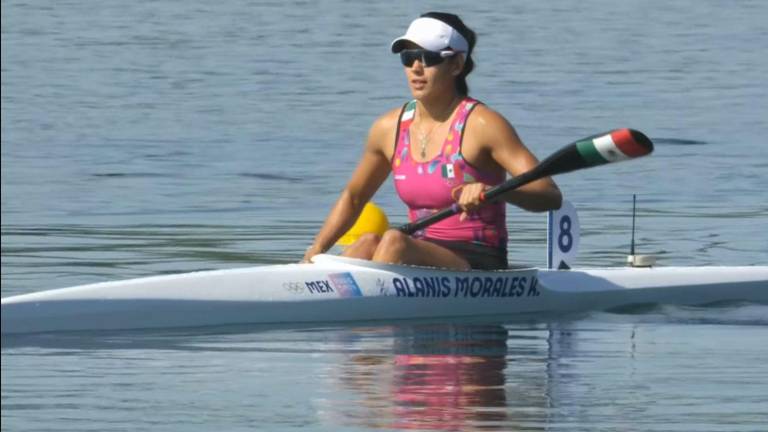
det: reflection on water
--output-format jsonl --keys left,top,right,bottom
{"left": 3, "top": 315, "right": 766, "bottom": 432}
{"left": 3, "top": 323, "right": 541, "bottom": 431}
{"left": 391, "top": 326, "right": 510, "bottom": 431}
{"left": 329, "top": 325, "right": 545, "bottom": 431}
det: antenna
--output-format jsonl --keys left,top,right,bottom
{"left": 626, "top": 194, "right": 656, "bottom": 267}
{"left": 630, "top": 194, "right": 636, "bottom": 256}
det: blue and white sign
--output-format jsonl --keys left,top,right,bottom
{"left": 547, "top": 199, "right": 580, "bottom": 269}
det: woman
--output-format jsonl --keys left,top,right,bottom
{"left": 303, "top": 12, "right": 562, "bottom": 270}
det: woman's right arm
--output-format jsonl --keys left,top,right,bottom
{"left": 302, "top": 109, "right": 399, "bottom": 262}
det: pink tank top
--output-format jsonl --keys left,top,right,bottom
{"left": 392, "top": 98, "right": 507, "bottom": 249}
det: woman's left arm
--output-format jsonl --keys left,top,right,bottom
{"left": 467, "top": 106, "right": 562, "bottom": 212}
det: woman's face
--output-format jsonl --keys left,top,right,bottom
{"left": 401, "top": 42, "right": 464, "bottom": 99}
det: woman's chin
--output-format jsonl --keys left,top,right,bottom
{"left": 409, "top": 87, "right": 428, "bottom": 99}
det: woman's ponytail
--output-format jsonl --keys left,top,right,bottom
{"left": 455, "top": 26, "right": 476, "bottom": 96}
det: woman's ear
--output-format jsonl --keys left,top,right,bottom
{"left": 451, "top": 55, "right": 466, "bottom": 77}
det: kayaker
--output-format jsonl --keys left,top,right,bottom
{"left": 304, "top": 12, "right": 562, "bottom": 270}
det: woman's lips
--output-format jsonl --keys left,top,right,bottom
{"left": 411, "top": 79, "right": 427, "bottom": 89}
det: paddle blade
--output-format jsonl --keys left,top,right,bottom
{"left": 539, "top": 129, "right": 653, "bottom": 177}
{"left": 336, "top": 202, "right": 390, "bottom": 246}
{"left": 576, "top": 128, "right": 652, "bottom": 164}
{"left": 563, "top": 129, "right": 653, "bottom": 171}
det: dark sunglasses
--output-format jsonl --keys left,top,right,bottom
{"left": 399, "top": 49, "right": 457, "bottom": 67}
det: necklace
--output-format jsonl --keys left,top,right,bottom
{"left": 417, "top": 122, "right": 439, "bottom": 159}
{"left": 416, "top": 97, "right": 460, "bottom": 159}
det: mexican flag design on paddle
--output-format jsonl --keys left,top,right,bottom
{"left": 575, "top": 128, "right": 651, "bottom": 166}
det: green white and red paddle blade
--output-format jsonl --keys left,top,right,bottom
{"left": 481, "top": 129, "right": 654, "bottom": 203}
{"left": 575, "top": 128, "right": 653, "bottom": 166}
{"left": 536, "top": 128, "right": 653, "bottom": 178}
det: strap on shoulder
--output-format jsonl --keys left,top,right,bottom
{"left": 400, "top": 100, "right": 416, "bottom": 124}
{"left": 392, "top": 100, "right": 416, "bottom": 163}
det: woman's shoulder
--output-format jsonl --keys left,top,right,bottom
{"left": 466, "top": 101, "right": 516, "bottom": 134}
{"left": 364, "top": 104, "right": 410, "bottom": 150}
{"left": 369, "top": 104, "right": 409, "bottom": 134}
{"left": 377, "top": 105, "right": 406, "bottom": 124}
{"left": 468, "top": 102, "right": 510, "bottom": 124}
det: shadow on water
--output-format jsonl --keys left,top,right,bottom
{"left": 653, "top": 137, "right": 708, "bottom": 146}
{"left": 2, "top": 301, "right": 763, "bottom": 352}
{"left": 236, "top": 172, "right": 303, "bottom": 182}
{"left": 91, "top": 172, "right": 176, "bottom": 178}
{"left": 602, "top": 301, "right": 768, "bottom": 326}
{"left": 0, "top": 314, "right": 545, "bottom": 351}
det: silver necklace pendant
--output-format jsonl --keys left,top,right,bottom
{"left": 420, "top": 135, "right": 428, "bottom": 159}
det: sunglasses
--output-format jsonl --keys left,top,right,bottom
{"left": 399, "top": 49, "right": 457, "bottom": 67}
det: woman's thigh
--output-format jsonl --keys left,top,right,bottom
{"left": 373, "top": 230, "right": 471, "bottom": 270}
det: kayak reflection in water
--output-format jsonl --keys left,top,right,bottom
{"left": 303, "top": 12, "right": 561, "bottom": 270}
{"left": 328, "top": 325, "right": 513, "bottom": 431}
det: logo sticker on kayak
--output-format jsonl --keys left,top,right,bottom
{"left": 329, "top": 272, "right": 363, "bottom": 297}
{"left": 391, "top": 275, "right": 540, "bottom": 298}
{"left": 283, "top": 281, "right": 305, "bottom": 294}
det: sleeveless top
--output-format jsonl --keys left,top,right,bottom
{"left": 392, "top": 98, "right": 507, "bottom": 249}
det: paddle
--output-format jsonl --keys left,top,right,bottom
{"left": 398, "top": 128, "right": 654, "bottom": 234}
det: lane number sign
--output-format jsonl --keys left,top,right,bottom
{"left": 547, "top": 199, "right": 580, "bottom": 269}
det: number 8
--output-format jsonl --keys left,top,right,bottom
{"left": 558, "top": 215, "right": 573, "bottom": 253}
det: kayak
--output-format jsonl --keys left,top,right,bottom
{"left": 2, "top": 254, "right": 767, "bottom": 334}
{"left": 4, "top": 130, "right": 765, "bottom": 334}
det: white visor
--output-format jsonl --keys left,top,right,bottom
{"left": 391, "top": 17, "right": 469, "bottom": 53}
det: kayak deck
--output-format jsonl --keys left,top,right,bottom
{"left": 2, "top": 255, "right": 767, "bottom": 334}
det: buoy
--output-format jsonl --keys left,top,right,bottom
{"left": 336, "top": 202, "right": 390, "bottom": 246}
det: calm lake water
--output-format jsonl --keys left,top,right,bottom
{"left": 2, "top": 1, "right": 767, "bottom": 431}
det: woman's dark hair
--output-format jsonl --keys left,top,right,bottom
{"left": 421, "top": 12, "right": 476, "bottom": 96}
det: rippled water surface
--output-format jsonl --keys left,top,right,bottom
{"left": 2, "top": 0, "right": 767, "bottom": 431}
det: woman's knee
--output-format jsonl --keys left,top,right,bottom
{"left": 342, "top": 233, "right": 381, "bottom": 259}
{"left": 376, "top": 229, "right": 409, "bottom": 256}
{"left": 356, "top": 233, "right": 382, "bottom": 250}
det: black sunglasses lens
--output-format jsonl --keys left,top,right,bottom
{"left": 400, "top": 50, "right": 444, "bottom": 67}
{"left": 422, "top": 51, "right": 443, "bottom": 66}
{"left": 400, "top": 50, "right": 418, "bottom": 66}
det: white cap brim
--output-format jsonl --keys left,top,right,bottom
{"left": 391, "top": 17, "right": 469, "bottom": 53}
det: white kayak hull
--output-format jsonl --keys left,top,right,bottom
{"left": 2, "top": 255, "right": 767, "bottom": 334}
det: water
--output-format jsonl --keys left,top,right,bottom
{"left": 2, "top": 0, "right": 767, "bottom": 430}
